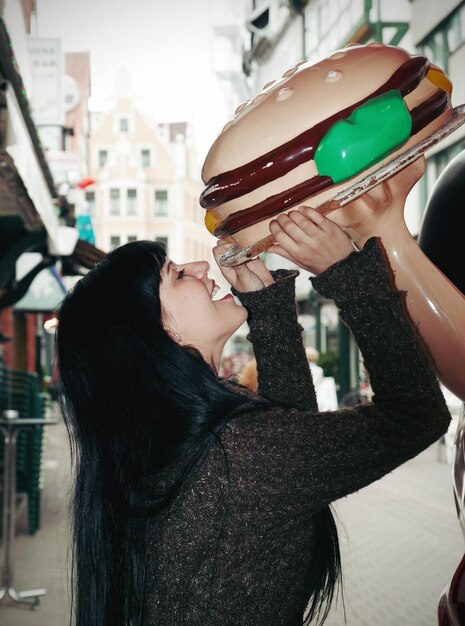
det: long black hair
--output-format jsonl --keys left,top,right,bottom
{"left": 56, "top": 240, "right": 341, "bottom": 626}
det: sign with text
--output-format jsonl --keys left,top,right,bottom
{"left": 27, "top": 37, "right": 64, "bottom": 126}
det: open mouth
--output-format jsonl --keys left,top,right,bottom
{"left": 210, "top": 283, "right": 234, "bottom": 302}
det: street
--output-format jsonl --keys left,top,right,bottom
{"left": 325, "top": 442, "right": 463, "bottom": 625}
{"left": 0, "top": 409, "right": 462, "bottom": 626}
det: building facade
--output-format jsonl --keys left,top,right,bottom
{"left": 0, "top": 0, "right": 106, "bottom": 379}
{"left": 87, "top": 71, "right": 214, "bottom": 272}
{"left": 411, "top": 0, "right": 465, "bottom": 206}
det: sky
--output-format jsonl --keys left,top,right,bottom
{"left": 33, "top": 0, "right": 239, "bottom": 162}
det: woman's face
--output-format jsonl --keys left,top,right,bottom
{"left": 159, "top": 259, "right": 247, "bottom": 354}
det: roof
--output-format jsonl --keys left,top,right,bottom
{"left": 0, "top": 149, "right": 43, "bottom": 232}
{"left": 71, "top": 238, "right": 107, "bottom": 269}
{"left": 0, "top": 18, "right": 106, "bottom": 311}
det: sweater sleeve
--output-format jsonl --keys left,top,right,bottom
{"left": 233, "top": 269, "right": 318, "bottom": 411}
{"left": 222, "top": 237, "right": 451, "bottom": 523}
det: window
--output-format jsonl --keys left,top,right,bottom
{"left": 127, "top": 189, "right": 137, "bottom": 215}
{"left": 306, "top": 0, "right": 369, "bottom": 58}
{"left": 110, "top": 235, "right": 121, "bottom": 249}
{"left": 98, "top": 149, "right": 108, "bottom": 167}
{"left": 127, "top": 235, "right": 137, "bottom": 243}
{"left": 85, "top": 191, "right": 96, "bottom": 216}
{"left": 417, "top": 3, "right": 465, "bottom": 72}
{"left": 155, "top": 236, "right": 168, "bottom": 253}
{"left": 120, "top": 117, "right": 129, "bottom": 133}
{"left": 141, "top": 149, "right": 151, "bottom": 168}
{"left": 109, "top": 188, "right": 120, "bottom": 215}
{"left": 250, "top": 6, "right": 269, "bottom": 30}
{"left": 460, "top": 5, "right": 465, "bottom": 49}
{"left": 154, "top": 189, "right": 168, "bottom": 216}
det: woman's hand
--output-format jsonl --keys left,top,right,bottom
{"left": 213, "top": 240, "right": 274, "bottom": 293}
{"left": 268, "top": 207, "right": 354, "bottom": 275}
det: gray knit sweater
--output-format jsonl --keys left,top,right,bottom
{"left": 142, "top": 237, "right": 450, "bottom": 625}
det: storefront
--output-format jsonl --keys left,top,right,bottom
{"left": 0, "top": 16, "right": 104, "bottom": 540}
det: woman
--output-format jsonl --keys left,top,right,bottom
{"left": 56, "top": 187, "right": 450, "bottom": 626}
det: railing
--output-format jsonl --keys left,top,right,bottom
{"left": 0, "top": 364, "right": 45, "bottom": 535}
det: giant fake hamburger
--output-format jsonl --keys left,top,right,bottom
{"left": 200, "top": 43, "right": 453, "bottom": 251}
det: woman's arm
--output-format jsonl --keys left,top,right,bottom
{"left": 213, "top": 243, "right": 319, "bottom": 410}
{"left": 224, "top": 237, "right": 451, "bottom": 522}
{"left": 213, "top": 220, "right": 352, "bottom": 410}
{"left": 234, "top": 269, "right": 318, "bottom": 411}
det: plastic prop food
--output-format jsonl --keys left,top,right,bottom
{"left": 201, "top": 42, "right": 461, "bottom": 261}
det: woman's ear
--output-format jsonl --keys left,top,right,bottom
{"left": 167, "top": 329, "right": 182, "bottom": 343}
{"left": 161, "top": 309, "right": 181, "bottom": 343}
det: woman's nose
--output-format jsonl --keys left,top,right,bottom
{"left": 186, "top": 261, "right": 210, "bottom": 279}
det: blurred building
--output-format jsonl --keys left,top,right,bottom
{"left": 0, "top": 0, "right": 105, "bottom": 539}
{"left": 411, "top": 0, "right": 465, "bottom": 205}
{"left": 87, "top": 69, "right": 213, "bottom": 267}
{"left": 209, "top": 0, "right": 251, "bottom": 114}
{"left": 0, "top": 0, "right": 104, "bottom": 376}
{"left": 38, "top": 50, "right": 92, "bottom": 185}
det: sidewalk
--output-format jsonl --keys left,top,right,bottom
{"left": 324, "top": 443, "right": 463, "bottom": 626}
{"left": 0, "top": 407, "right": 463, "bottom": 626}
{"left": 1, "top": 404, "right": 70, "bottom": 626}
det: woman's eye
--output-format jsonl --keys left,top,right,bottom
{"left": 176, "top": 269, "right": 185, "bottom": 280}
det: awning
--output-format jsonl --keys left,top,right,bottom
{"left": 0, "top": 17, "right": 78, "bottom": 258}
{"left": 15, "top": 263, "right": 67, "bottom": 313}
{"left": 70, "top": 238, "right": 106, "bottom": 269}
{"left": 0, "top": 149, "right": 43, "bottom": 232}
{"left": 0, "top": 17, "right": 106, "bottom": 311}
